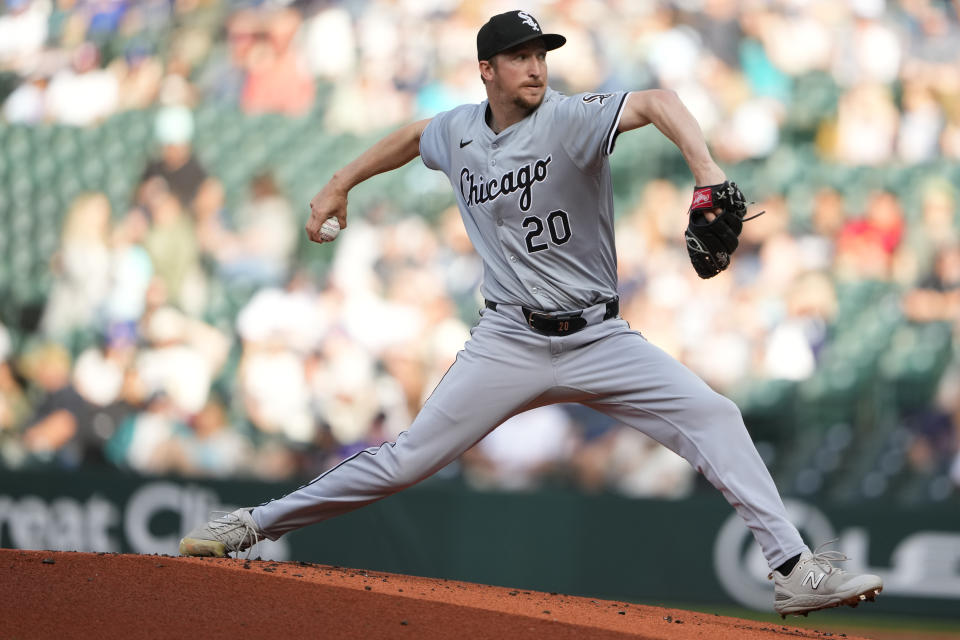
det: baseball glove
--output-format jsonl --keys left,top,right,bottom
{"left": 683, "top": 181, "right": 762, "bottom": 279}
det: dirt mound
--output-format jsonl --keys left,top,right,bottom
{"left": 1, "top": 549, "right": 868, "bottom": 639}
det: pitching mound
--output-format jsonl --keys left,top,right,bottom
{"left": 2, "top": 549, "right": 867, "bottom": 639}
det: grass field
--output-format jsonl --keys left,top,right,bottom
{"left": 654, "top": 602, "right": 960, "bottom": 640}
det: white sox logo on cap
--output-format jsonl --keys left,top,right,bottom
{"left": 517, "top": 11, "right": 540, "bottom": 31}
{"left": 476, "top": 11, "right": 565, "bottom": 60}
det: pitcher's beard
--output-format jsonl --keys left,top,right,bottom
{"left": 513, "top": 92, "right": 544, "bottom": 112}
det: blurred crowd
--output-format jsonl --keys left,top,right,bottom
{"left": 0, "top": 0, "right": 958, "bottom": 500}
{"left": 2, "top": 0, "right": 959, "bottom": 159}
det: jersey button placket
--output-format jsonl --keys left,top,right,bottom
{"left": 491, "top": 144, "right": 507, "bottom": 234}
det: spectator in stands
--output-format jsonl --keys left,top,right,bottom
{"left": 69, "top": 334, "right": 142, "bottom": 465}
{"left": 901, "top": 0, "right": 958, "bottom": 70}
{"left": 904, "top": 355, "right": 959, "bottom": 480}
{"left": 761, "top": 271, "right": 836, "bottom": 381}
{"left": 44, "top": 42, "right": 119, "bottom": 126}
{"left": 2, "top": 69, "right": 48, "bottom": 124}
{"left": 237, "top": 294, "right": 315, "bottom": 444}
{"left": 78, "top": 0, "right": 129, "bottom": 45}
{"left": 241, "top": 8, "right": 315, "bottom": 116}
{"left": 941, "top": 103, "right": 960, "bottom": 160}
{"left": 102, "top": 365, "right": 149, "bottom": 468}
{"left": 565, "top": 409, "right": 696, "bottom": 499}
{"left": 920, "top": 181, "right": 958, "bottom": 247}
{"left": 161, "top": 3, "right": 218, "bottom": 86}
{"left": 897, "top": 80, "right": 944, "bottom": 163}
{"left": 307, "top": 332, "right": 382, "bottom": 447}
{"left": 135, "top": 305, "right": 228, "bottom": 417}
{"left": 944, "top": 360, "right": 960, "bottom": 490}
{"left": 902, "top": 244, "right": 960, "bottom": 324}
{"left": 140, "top": 105, "right": 214, "bottom": 212}
{"left": 104, "top": 206, "right": 153, "bottom": 331}
{"left": 690, "top": 0, "right": 743, "bottom": 69}
{"left": 835, "top": 9, "right": 902, "bottom": 87}
{"left": 797, "top": 187, "right": 847, "bottom": 273}
{"left": 0, "top": 0, "right": 48, "bottom": 74}
{"left": 40, "top": 192, "right": 113, "bottom": 340}
{"left": 113, "top": 42, "right": 164, "bottom": 112}
{"left": 236, "top": 272, "right": 330, "bottom": 354}
{"left": 462, "top": 405, "right": 578, "bottom": 491}
{"left": 435, "top": 206, "right": 484, "bottom": 318}
{"left": 239, "top": 339, "right": 314, "bottom": 445}
{"left": 605, "top": 428, "right": 695, "bottom": 499}
{"left": 196, "top": 8, "right": 256, "bottom": 106}
{"left": 0, "top": 324, "right": 30, "bottom": 466}
{"left": 835, "top": 190, "right": 905, "bottom": 280}
{"left": 141, "top": 184, "right": 205, "bottom": 313}
{"left": 831, "top": 83, "right": 899, "bottom": 166}
{"left": 19, "top": 342, "right": 95, "bottom": 468}
{"left": 300, "top": 4, "right": 356, "bottom": 82}
{"left": 177, "top": 395, "right": 255, "bottom": 478}
{"left": 106, "top": 390, "right": 189, "bottom": 475}
{"left": 204, "top": 172, "right": 298, "bottom": 287}
{"left": 904, "top": 180, "right": 959, "bottom": 279}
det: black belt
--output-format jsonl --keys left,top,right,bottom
{"left": 484, "top": 298, "right": 619, "bottom": 336}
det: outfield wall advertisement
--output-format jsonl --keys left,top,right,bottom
{"left": 1, "top": 469, "right": 957, "bottom": 617}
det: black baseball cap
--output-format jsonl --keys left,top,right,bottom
{"left": 477, "top": 10, "right": 566, "bottom": 61}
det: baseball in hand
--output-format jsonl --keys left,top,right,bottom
{"left": 320, "top": 217, "right": 341, "bottom": 242}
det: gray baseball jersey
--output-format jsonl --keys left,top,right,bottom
{"left": 420, "top": 88, "right": 625, "bottom": 311}
{"left": 250, "top": 88, "right": 809, "bottom": 572}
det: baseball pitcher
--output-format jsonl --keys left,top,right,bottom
{"left": 181, "top": 10, "right": 882, "bottom": 618}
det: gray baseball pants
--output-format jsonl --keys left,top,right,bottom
{"left": 253, "top": 302, "right": 808, "bottom": 569}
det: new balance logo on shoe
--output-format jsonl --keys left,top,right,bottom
{"left": 772, "top": 543, "right": 883, "bottom": 618}
{"left": 802, "top": 570, "right": 826, "bottom": 589}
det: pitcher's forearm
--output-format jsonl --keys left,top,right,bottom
{"left": 645, "top": 92, "right": 723, "bottom": 185}
{"left": 331, "top": 118, "right": 432, "bottom": 192}
{"left": 619, "top": 91, "right": 724, "bottom": 186}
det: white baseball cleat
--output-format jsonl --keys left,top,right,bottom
{"left": 179, "top": 508, "right": 263, "bottom": 558}
{"left": 771, "top": 542, "right": 883, "bottom": 618}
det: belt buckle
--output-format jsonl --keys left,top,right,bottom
{"left": 527, "top": 309, "right": 551, "bottom": 330}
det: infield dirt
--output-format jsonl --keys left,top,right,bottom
{"left": 1, "top": 549, "right": 872, "bottom": 639}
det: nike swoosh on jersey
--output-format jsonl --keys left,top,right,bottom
{"left": 459, "top": 139, "right": 473, "bottom": 148}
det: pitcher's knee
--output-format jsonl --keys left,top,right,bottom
{"left": 389, "top": 462, "right": 425, "bottom": 488}
{"left": 378, "top": 443, "right": 435, "bottom": 489}
{"left": 695, "top": 392, "right": 745, "bottom": 428}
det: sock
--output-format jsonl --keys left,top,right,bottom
{"left": 775, "top": 554, "right": 801, "bottom": 576}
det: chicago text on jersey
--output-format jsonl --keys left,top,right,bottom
{"left": 460, "top": 155, "right": 552, "bottom": 212}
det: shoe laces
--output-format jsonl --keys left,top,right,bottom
{"left": 808, "top": 539, "right": 848, "bottom": 575}
{"left": 769, "top": 539, "right": 848, "bottom": 580}
{"left": 208, "top": 510, "right": 260, "bottom": 559}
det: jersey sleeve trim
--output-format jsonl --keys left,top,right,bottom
{"left": 603, "top": 93, "right": 630, "bottom": 156}
{"left": 419, "top": 118, "right": 440, "bottom": 170}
